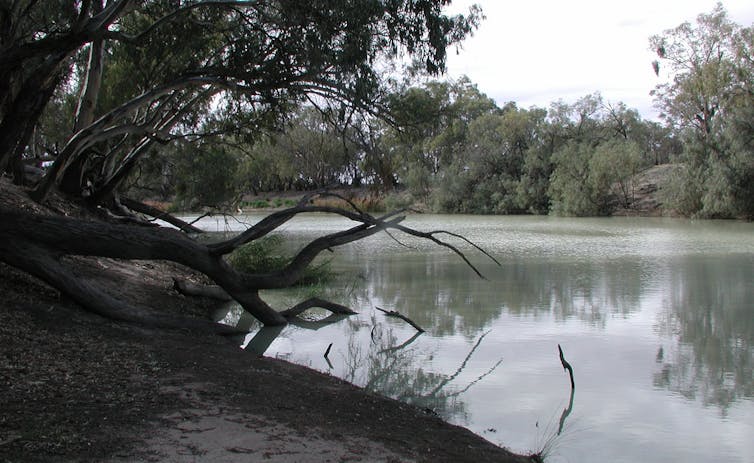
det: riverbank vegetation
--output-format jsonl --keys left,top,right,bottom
{"left": 1, "top": 0, "right": 503, "bottom": 330}
{"left": 0, "top": 2, "right": 749, "bottom": 460}
{"left": 0, "top": 1, "right": 748, "bottom": 331}
{"left": 122, "top": 4, "right": 750, "bottom": 220}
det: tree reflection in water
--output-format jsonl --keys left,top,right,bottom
{"left": 652, "top": 255, "right": 754, "bottom": 415}
{"left": 344, "top": 322, "right": 504, "bottom": 421}
{"left": 229, "top": 306, "right": 504, "bottom": 422}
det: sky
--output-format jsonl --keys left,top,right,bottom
{"left": 444, "top": 0, "right": 754, "bottom": 120}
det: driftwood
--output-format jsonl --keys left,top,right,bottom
{"left": 375, "top": 306, "right": 425, "bottom": 332}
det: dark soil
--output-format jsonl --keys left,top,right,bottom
{"left": 0, "top": 180, "right": 536, "bottom": 463}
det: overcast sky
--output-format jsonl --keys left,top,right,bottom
{"left": 444, "top": 0, "right": 754, "bottom": 120}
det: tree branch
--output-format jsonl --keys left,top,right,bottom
{"left": 121, "top": 197, "right": 204, "bottom": 234}
{"left": 279, "top": 298, "right": 357, "bottom": 318}
{"left": 376, "top": 307, "right": 425, "bottom": 332}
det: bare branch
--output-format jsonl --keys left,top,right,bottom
{"left": 279, "top": 298, "right": 357, "bottom": 318}
{"left": 376, "top": 306, "right": 425, "bottom": 332}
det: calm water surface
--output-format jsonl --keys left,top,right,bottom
{"left": 187, "top": 213, "right": 754, "bottom": 463}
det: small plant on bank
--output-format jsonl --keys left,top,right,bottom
{"left": 227, "top": 235, "right": 334, "bottom": 286}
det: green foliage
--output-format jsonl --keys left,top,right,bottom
{"left": 383, "top": 190, "right": 415, "bottom": 211}
{"left": 227, "top": 235, "right": 334, "bottom": 286}
{"left": 548, "top": 142, "right": 599, "bottom": 216}
{"left": 173, "top": 143, "right": 240, "bottom": 210}
{"left": 651, "top": 3, "right": 754, "bottom": 218}
{"left": 590, "top": 139, "right": 642, "bottom": 208}
{"left": 549, "top": 139, "right": 642, "bottom": 216}
{"left": 662, "top": 162, "right": 705, "bottom": 217}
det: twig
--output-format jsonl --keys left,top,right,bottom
{"left": 379, "top": 331, "right": 424, "bottom": 353}
{"left": 558, "top": 344, "right": 575, "bottom": 389}
{"left": 375, "top": 306, "right": 425, "bottom": 332}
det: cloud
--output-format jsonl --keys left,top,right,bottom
{"left": 445, "top": 0, "right": 754, "bottom": 120}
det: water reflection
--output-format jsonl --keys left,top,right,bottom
{"left": 341, "top": 322, "right": 504, "bottom": 421}
{"left": 197, "top": 214, "right": 754, "bottom": 462}
{"left": 219, "top": 302, "right": 506, "bottom": 422}
{"left": 351, "top": 251, "right": 648, "bottom": 335}
{"left": 653, "top": 254, "right": 754, "bottom": 413}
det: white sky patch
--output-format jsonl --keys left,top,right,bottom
{"left": 445, "top": 0, "right": 754, "bottom": 119}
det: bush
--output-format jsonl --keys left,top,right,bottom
{"left": 227, "top": 235, "right": 334, "bottom": 286}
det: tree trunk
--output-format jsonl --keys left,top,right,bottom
{"left": 0, "top": 193, "right": 495, "bottom": 332}
{"left": 0, "top": 208, "right": 288, "bottom": 326}
{"left": 73, "top": 33, "right": 105, "bottom": 133}
{"left": 0, "top": 62, "right": 65, "bottom": 174}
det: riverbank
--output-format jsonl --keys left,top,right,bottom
{"left": 0, "top": 182, "right": 536, "bottom": 462}
{"left": 0, "top": 260, "right": 537, "bottom": 463}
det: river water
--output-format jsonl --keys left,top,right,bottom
{"left": 186, "top": 213, "right": 754, "bottom": 463}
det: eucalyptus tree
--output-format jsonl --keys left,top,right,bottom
{"left": 432, "top": 104, "right": 547, "bottom": 214}
{"left": 651, "top": 3, "right": 754, "bottom": 217}
{"left": 547, "top": 94, "right": 647, "bottom": 216}
{"left": 0, "top": 1, "right": 488, "bottom": 330}
{"left": 383, "top": 76, "right": 500, "bottom": 204}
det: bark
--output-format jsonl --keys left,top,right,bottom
{"left": 0, "top": 236, "right": 240, "bottom": 334}
{"left": 0, "top": 203, "right": 410, "bottom": 327}
{"left": 73, "top": 34, "right": 105, "bottom": 133}
{"left": 0, "top": 61, "right": 65, "bottom": 173}
{"left": 172, "top": 278, "right": 233, "bottom": 301}
{"left": 0, "top": 208, "right": 288, "bottom": 325}
{"left": 173, "top": 279, "right": 357, "bottom": 320}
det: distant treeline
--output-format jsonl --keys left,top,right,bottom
{"left": 127, "top": 4, "right": 752, "bottom": 219}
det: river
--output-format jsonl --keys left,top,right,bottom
{"left": 184, "top": 213, "right": 754, "bottom": 463}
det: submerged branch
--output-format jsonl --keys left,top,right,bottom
{"left": 558, "top": 344, "right": 575, "bottom": 389}
{"left": 376, "top": 306, "right": 425, "bottom": 332}
{"left": 429, "top": 330, "right": 491, "bottom": 397}
{"left": 379, "top": 331, "right": 424, "bottom": 354}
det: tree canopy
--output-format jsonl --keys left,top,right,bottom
{"left": 651, "top": 2, "right": 754, "bottom": 218}
{"left": 0, "top": 0, "right": 488, "bottom": 330}
{"left": 0, "top": 0, "right": 481, "bottom": 204}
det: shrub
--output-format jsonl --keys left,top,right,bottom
{"left": 227, "top": 235, "right": 334, "bottom": 286}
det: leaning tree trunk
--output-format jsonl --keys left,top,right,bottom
{"left": 0, "top": 193, "right": 496, "bottom": 332}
